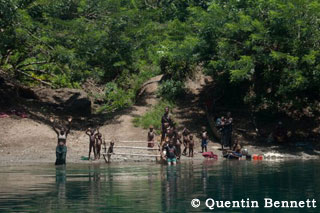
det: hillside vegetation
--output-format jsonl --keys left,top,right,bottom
{"left": 1, "top": 0, "right": 320, "bottom": 118}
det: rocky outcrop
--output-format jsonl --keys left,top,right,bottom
{"left": 0, "top": 75, "right": 91, "bottom": 114}
{"left": 33, "top": 88, "right": 91, "bottom": 115}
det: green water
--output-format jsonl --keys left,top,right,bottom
{"left": 0, "top": 160, "right": 319, "bottom": 212}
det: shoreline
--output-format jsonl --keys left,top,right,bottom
{"left": 0, "top": 146, "right": 318, "bottom": 167}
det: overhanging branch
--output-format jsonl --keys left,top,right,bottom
{"left": 16, "top": 69, "right": 53, "bottom": 87}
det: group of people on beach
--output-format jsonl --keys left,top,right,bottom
{"left": 49, "top": 105, "right": 244, "bottom": 165}
{"left": 85, "top": 128, "right": 104, "bottom": 160}
{"left": 50, "top": 117, "right": 105, "bottom": 165}
{"left": 152, "top": 106, "right": 210, "bottom": 165}
{"left": 215, "top": 113, "right": 250, "bottom": 159}
{"left": 216, "top": 112, "right": 233, "bottom": 150}
{"left": 155, "top": 106, "right": 250, "bottom": 162}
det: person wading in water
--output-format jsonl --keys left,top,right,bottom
{"left": 163, "top": 140, "right": 178, "bottom": 166}
{"left": 50, "top": 116, "right": 72, "bottom": 165}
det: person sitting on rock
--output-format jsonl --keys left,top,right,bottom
{"left": 232, "top": 140, "right": 242, "bottom": 156}
{"left": 223, "top": 140, "right": 242, "bottom": 159}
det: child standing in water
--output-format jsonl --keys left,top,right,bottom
{"left": 201, "top": 126, "right": 208, "bottom": 153}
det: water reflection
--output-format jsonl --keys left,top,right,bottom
{"left": 163, "top": 166, "right": 178, "bottom": 211}
{"left": 0, "top": 160, "right": 319, "bottom": 212}
{"left": 56, "top": 165, "right": 66, "bottom": 205}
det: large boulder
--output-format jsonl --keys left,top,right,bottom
{"left": 33, "top": 88, "right": 91, "bottom": 115}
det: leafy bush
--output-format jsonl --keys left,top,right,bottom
{"left": 95, "top": 63, "right": 160, "bottom": 113}
{"left": 157, "top": 80, "right": 185, "bottom": 101}
{"left": 133, "top": 100, "right": 175, "bottom": 132}
{"left": 97, "top": 82, "right": 134, "bottom": 113}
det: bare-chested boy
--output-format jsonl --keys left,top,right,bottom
{"left": 95, "top": 129, "right": 103, "bottom": 159}
{"left": 147, "top": 125, "right": 156, "bottom": 148}
{"left": 86, "top": 128, "right": 97, "bottom": 160}
{"left": 175, "top": 132, "right": 182, "bottom": 159}
{"left": 107, "top": 140, "right": 115, "bottom": 162}
{"left": 167, "top": 126, "right": 175, "bottom": 141}
{"left": 189, "top": 134, "right": 195, "bottom": 157}
{"left": 182, "top": 128, "right": 190, "bottom": 156}
{"left": 107, "top": 140, "right": 115, "bottom": 154}
{"left": 201, "top": 126, "right": 208, "bottom": 153}
{"left": 161, "top": 123, "right": 171, "bottom": 149}
{"left": 161, "top": 107, "right": 173, "bottom": 141}
{"left": 160, "top": 122, "right": 169, "bottom": 145}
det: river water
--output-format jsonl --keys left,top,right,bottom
{"left": 0, "top": 160, "right": 319, "bottom": 212}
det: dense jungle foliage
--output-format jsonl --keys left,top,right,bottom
{"left": 1, "top": 0, "right": 320, "bottom": 117}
